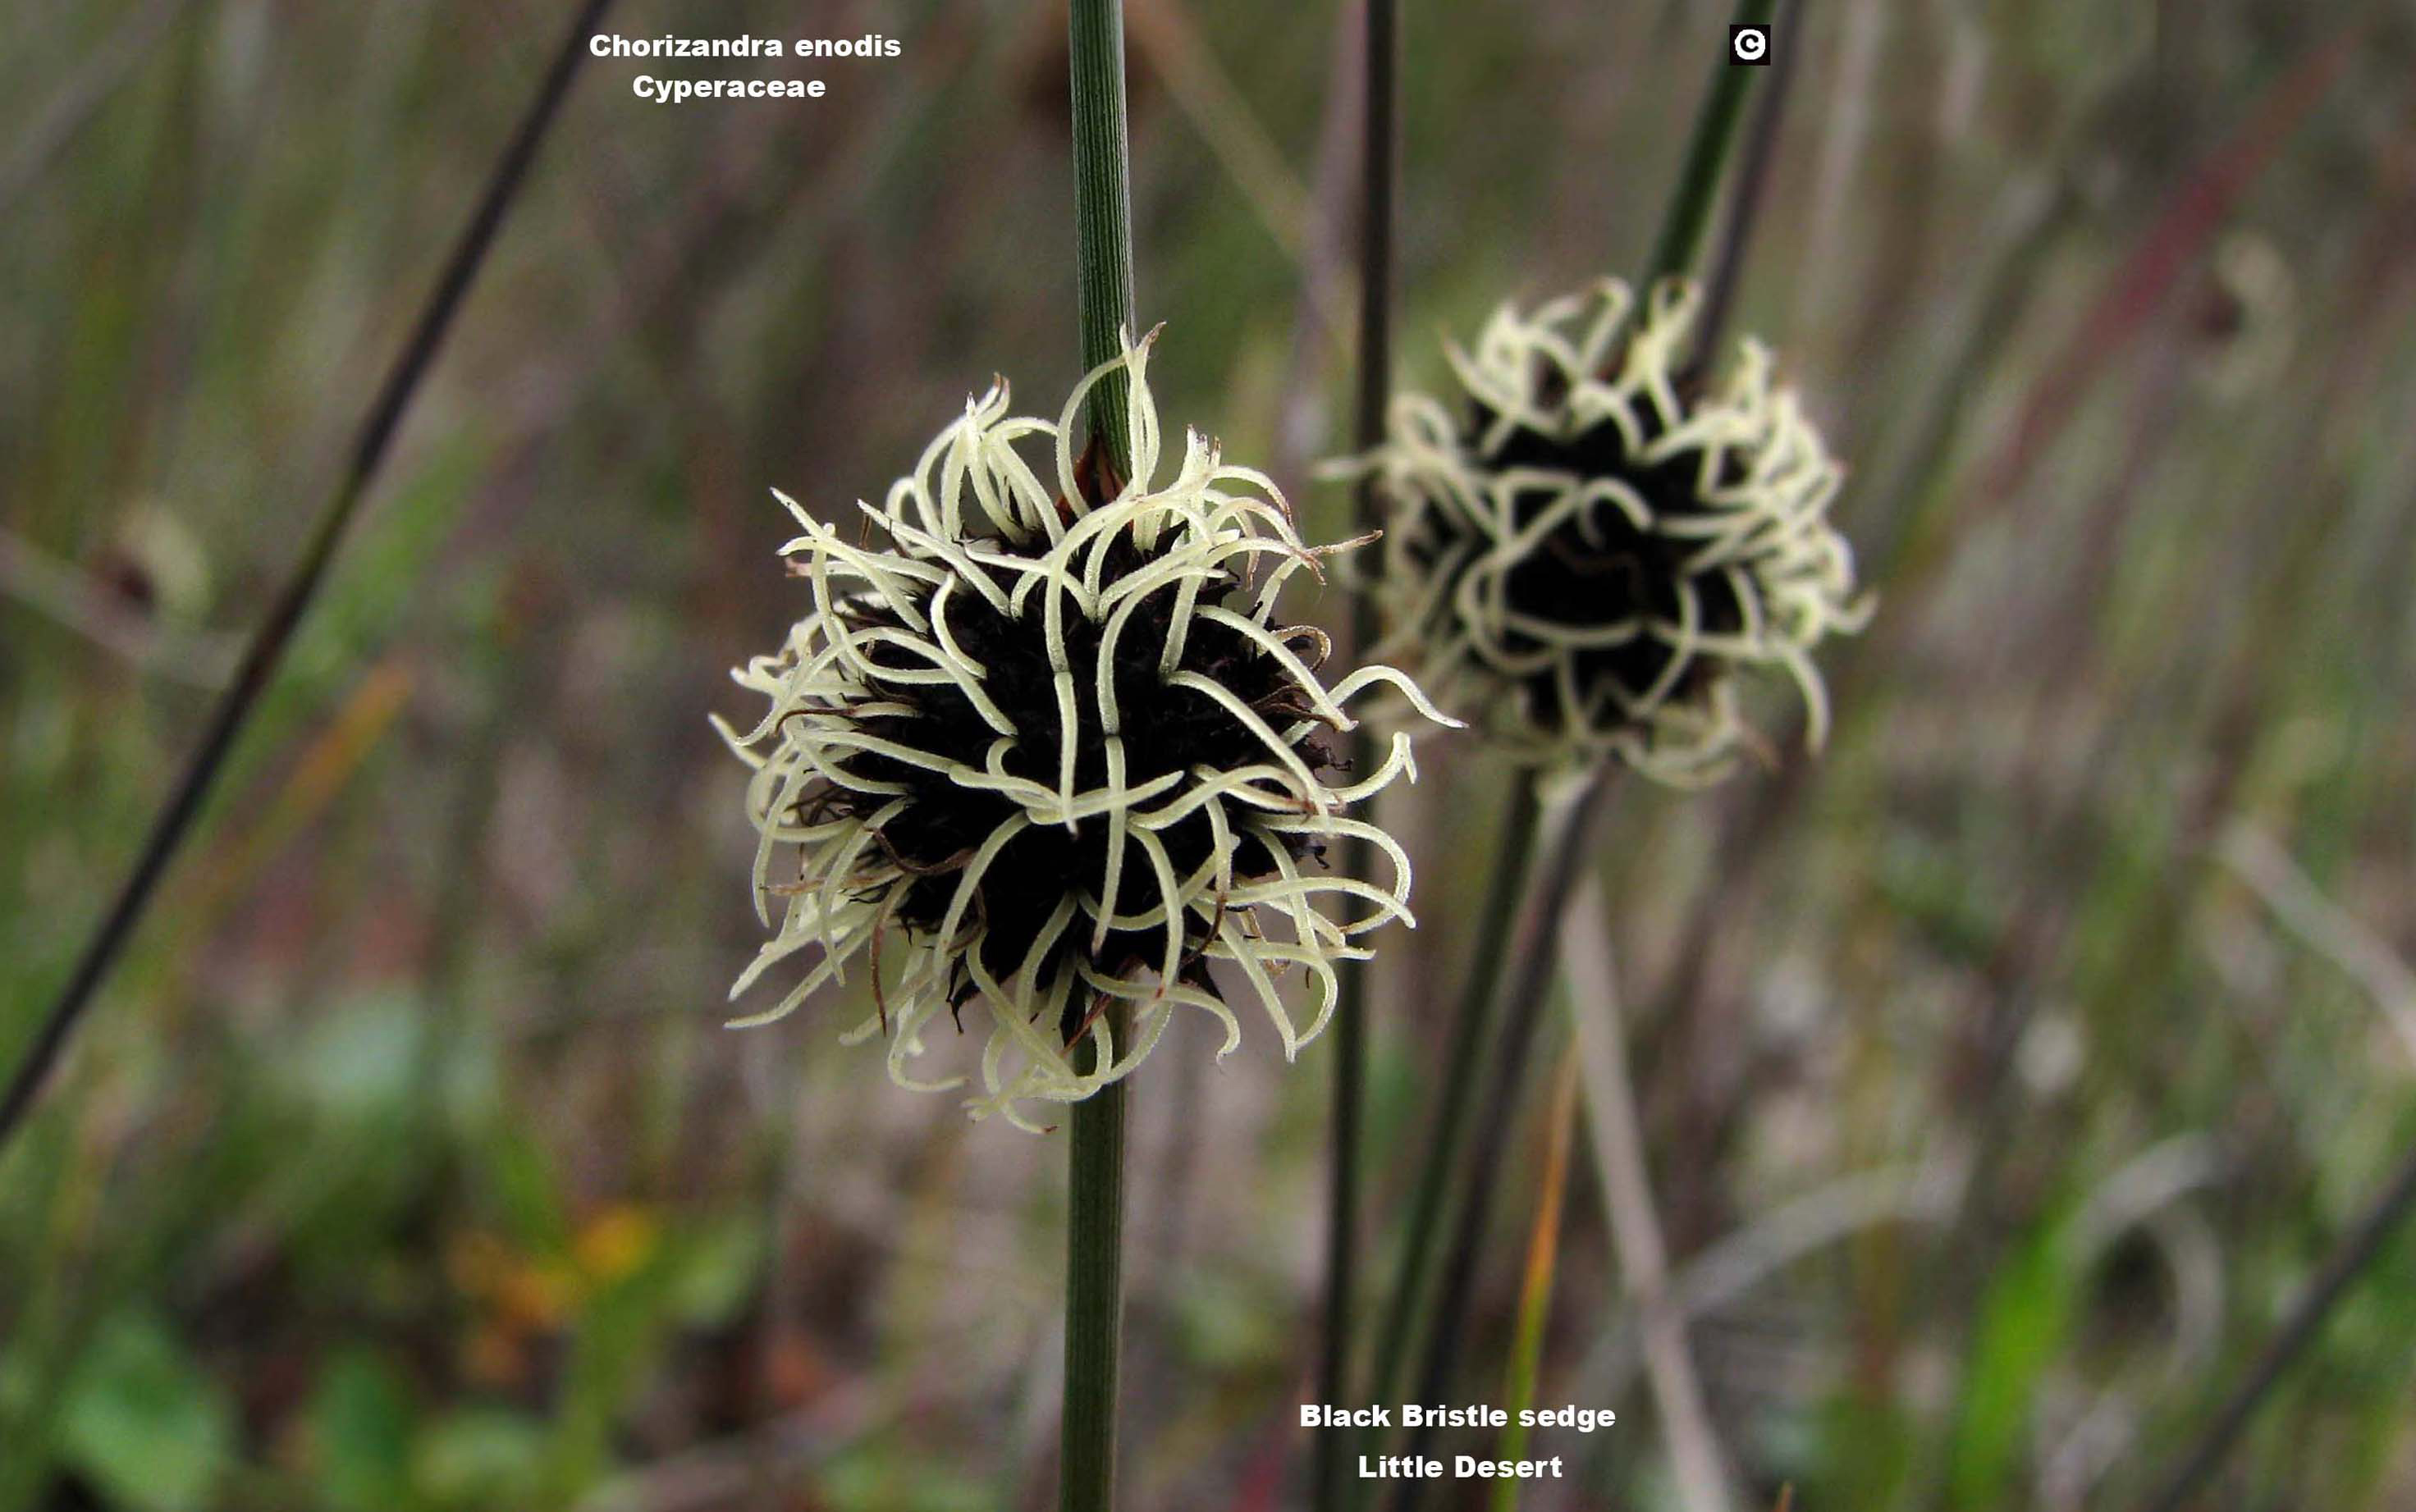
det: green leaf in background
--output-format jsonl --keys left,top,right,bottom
{"left": 666, "top": 1213, "right": 766, "bottom": 1331}
{"left": 56, "top": 1312, "right": 235, "bottom": 1512}
{"left": 1947, "top": 1222, "right": 2077, "bottom": 1505}
{"left": 412, "top": 1407, "right": 547, "bottom": 1510}
{"left": 285, "top": 989, "right": 425, "bottom": 1119}
{"left": 821, "top": 1441, "right": 993, "bottom": 1512}
{"left": 305, "top": 1350, "right": 418, "bottom": 1512}
{"left": 1169, "top": 1270, "right": 1289, "bottom": 1375}
{"left": 478, "top": 1122, "right": 574, "bottom": 1255}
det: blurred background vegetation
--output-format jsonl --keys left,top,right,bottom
{"left": 6, "top": 0, "right": 2416, "bottom": 1508}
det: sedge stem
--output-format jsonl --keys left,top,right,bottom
{"left": 1061, "top": 1002, "right": 1132, "bottom": 1512}
{"left": 1394, "top": 768, "right": 1611, "bottom": 1512}
{"left": 1645, "top": 0, "right": 1779, "bottom": 288}
{"left": 1379, "top": 0, "right": 1785, "bottom": 1480}
{"left": 1069, "top": 0, "right": 1137, "bottom": 467}
{"left": 1352, "top": 779, "right": 1542, "bottom": 1498}
{"left": 1061, "top": 3, "right": 1137, "bottom": 1509}
{"left": 1317, "top": 2, "right": 1398, "bottom": 1508}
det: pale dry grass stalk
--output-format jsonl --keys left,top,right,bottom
{"left": 0, "top": 528, "right": 239, "bottom": 687}
{"left": 1568, "top": 1158, "right": 1966, "bottom": 1412}
{"left": 2218, "top": 820, "right": 2416, "bottom": 1065}
{"left": 1561, "top": 873, "right": 1732, "bottom": 1512}
{"left": 0, "top": 0, "right": 205, "bottom": 216}
{"left": 1126, "top": 0, "right": 1348, "bottom": 338}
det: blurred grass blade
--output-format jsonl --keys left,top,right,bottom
{"left": 1486, "top": 1048, "right": 1581, "bottom": 1512}
{"left": 1975, "top": 25, "right": 2359, "bottom": 507}
{"left": 1126, "top": 0, "right": 1329, "bottom": 299}
{"left": 1361, "top": 781, "right": 1540, "bottom": 1462}
{"left": 1393, "top": 769, "right": 1608, "bottom": 1512}
{"left": 0, "top": 0, "right": 615, "bottom": 1156}
{"left": 1563, "top": 875, "right": 1730, "bottom": 1512}
{"left": 0, "top": 0, "right": 204, "bottom": 217}
{"left": 2134, "top": 1142, "right": 2416, "bottom": 1512}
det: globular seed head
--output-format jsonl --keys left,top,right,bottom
{"left": 716, "top": 330, "right": 1456, "bottom": 1130}
{"left": 1339, "top": 276, "right": 1869, "bottom": 784}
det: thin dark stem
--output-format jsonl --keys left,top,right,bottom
{"left": 1687, "top": 0, "right": 1802, "bottom": 372}
{"left": 1061, "top": 3, "right": 1138, "bottom": 1508}
{"left": 1645, "top": 0, "right": 1780, "bottom": 288}
{"left": 1361, "top": 782, "right": 1544, "bottom": 1436}
{"left": 1393, "top": 770, "right": 1610, "bottom": 1512}
{"left": 0, "top": 0, "right": 614, "bottom": 1158}
{"left": 1317, "top": 2, "right": 1397, "bottom": 1508}
{"left": 1320, "top": 868, "right": 1371, "bottom": 1506}
{"left": 1062, "top": 1001, "right": 1133, "bottom": 1512}
{"left": 1348, "top": 0, "right": 1400, "bottom": 473}
{"left": 2134, "top": 1140, "right": 2416, "bottom": 1512}
{"left": 1370, "top": 6, "right": 1779, "bottom": 1490}
{"left": 1068, "top": 0, "right": 1138, "bottom": 466}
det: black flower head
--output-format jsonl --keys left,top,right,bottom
{"left": 1343, "top": 277, "right": 1869, "bottom": 783}
{"left": 717, "top": 331, "right": 1456, "bottom": 1129}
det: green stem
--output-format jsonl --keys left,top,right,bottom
{"left": 1370, "top": 7, "right": 1778, "bottom": 1501}
{"left": 1317, "top": 3, "right": 1398, "bottom": 1509}
{"left": 1062, "top": 5, "right": 1137, "bottom": 1510}
{"left": 1353, "top": 779, "right": 1541, "bottom": 1489}
{"left": 1061, "top": 1003, "right": 1131, "bottom": 1512}
{"left": 1645, "top": 0, "right": 1779, "bottom": 287}
{"left": 1368, "top": 2, "right": 1782, "bottom": 1478}
{"left": 1394, "top": 770, "right": 1610, "bottom": 1512}
{"left": 1069, "top": 0, "right": 1137, "bottom": 467}
{"left": 1381, "top": 6, "right": 1797, "bottom": 1469}
{"left": 1686, "top": 0, "right": 1801, "bottom": 368}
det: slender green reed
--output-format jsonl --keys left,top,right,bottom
{"left": 1317, "top": 2, "right": 1398, "bottom": 1508}
{"left": 0, "top": 0, "right": 615, "bottom": 1158}
{"left": 1360, "top": 781, "right": 1540, "bottom": 1414}
{"left": 1061, "top": 2, "right": 1137, "bottom": 1506}
{"left": 1368, "top": 5, "right": 1787, "bottom": 1497}
{"left": 1393, "top": 770, "right": 1609, "bottom": 1512}
{"left": 1062, "top": 1006, "right": 1132, "bottom": 1512}
{"left": 1069, "top": 0, "right": 1137, "bottom": 468}
{"left": 1645, "top": 0, "right": 1778, "bottom": 288}
{"left": 1689, "top": 0, "right": 1801, "bottom": 375}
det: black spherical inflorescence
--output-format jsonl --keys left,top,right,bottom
{"left": 718, "top": 332, "right": 1453, "bottom": 1128}
{"left": 1344, "top": 277, "right": 1868, "bottom": 783}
